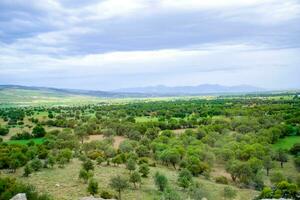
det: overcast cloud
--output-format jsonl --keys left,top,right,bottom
{"left": 0, "top": 0, "right": 300, "bottom": 90}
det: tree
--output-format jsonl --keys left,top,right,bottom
{"left": 276, "top": 149, "right": 288, "bottom": 168}
{"left": 79, "top": 168, "right": 93, "bottom": 183}
{"left": 263, "top": 156, "right": 274, "bottom": 176}
{"left": 23, "top": 164, "right": 32, "bottom": 177}
{"left": 129, "top": 171, "right": 141, "bottom": 189}
{"left": 87, "top": 178, "right": 99, "bottom": 195}
{"left": 139, "top": 163, "right": 150, "bottom": 177}
{"left": 96, "top": 156, "right": 104, "bottom": 165}
{"left": 178, "top": 168, "right": 193, "bottom": 189}
{"left": 109, "top": 175, "right": 129, "bottom": 200}
{"left": 126, "top": 158, "right": 136, "bottom": 173}
{"left": 145, "top": 127, "right": 160, "bottom": 140}
{"left": 112, "top": 155, "right": 123, "bottom": 166}
{"left": 32, "top": 125, "right": 46, "bottom": 138}
{"left": 223, "top": 186, "right": 237, "bottom": 200}
{"left": 83, "top": 159, "right": 94, "bottom": 171}
{"left": 0, "top": 126, "right": 9, "bottom": 136}
{"left": 75, "top": 125, "right": 89, "bottom": 144}
{"left": 30, "top": 158, "right": 43, "bottom": 171}
{"left": 47, "top": 155, "right": 55, "bottom": 168}
{"left": 154, "top": 172, "right": 168, "bottom": 192}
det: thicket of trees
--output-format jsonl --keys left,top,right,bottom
{"left": 0, "top": 96, "right": 299, "bottom": 199}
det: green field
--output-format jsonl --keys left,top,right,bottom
{"left": 273, "top": 136, "right": 300, "bottom": 150}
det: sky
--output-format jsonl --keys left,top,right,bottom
{"left": 0, "top": 0, "right": 300, "bottom": 91}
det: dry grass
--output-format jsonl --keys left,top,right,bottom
{"left": 85, "top": 135, "right": 126, "bottom": 149}
{"left": 8, "top": 159, "right": 258, "bottom": 200}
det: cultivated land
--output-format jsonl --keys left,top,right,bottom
{"left": 0, "top": 92, "right": 299, "bottom": 200}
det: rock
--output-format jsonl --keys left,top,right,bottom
{"left": 10, "top": 193, "right": 27, "bottom": 200}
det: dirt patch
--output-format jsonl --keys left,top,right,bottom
{"left": 211, "top": 164, "right": 232, "bottom": 180}
{"left": 85, "top": 135, "right": 126, "bottom": 149}
{"left": 172, "top": 128, "right": 197, "bottom": 135}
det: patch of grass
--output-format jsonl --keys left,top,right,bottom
{"left": 10, "top": 159, "right": 258, "bottom": 200}
{"left": 6, "top": 138, "right": 46, "bottom": 145}
{"left": 135, "top": 116, "right": 159, "bottom": 123}
{"left": 273, "top": 136, "right": 300, "bottom": 150}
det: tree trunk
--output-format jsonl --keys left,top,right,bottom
{"left": 118, "top": 190, "right": 121, "bottom": 200}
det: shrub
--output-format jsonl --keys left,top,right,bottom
{"left": 0, "top": 126, "right": 9, "bottom": 136}
{"left": 215, "top": 176, "right": 228, "bottom": 184}
{"left": 32, "top": 125, "right": 46, "bottom": 138}
{"left": 87, "top": 179, "right": 98, "bottom": 195}
{"left": 154, "top": 172, "right": 168, "bottom": 192}
{"left": 30, "top": 158, "right": 43, "bottom": 171}
{"left": 100, "top": 190, "right": 114, "bottom": 199}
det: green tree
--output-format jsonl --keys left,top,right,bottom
{"left": 23, "top": 164, "right": 32, "bottom": 177}
{"left": 32, "top": 125, "right": 46, "bottom": 138}
{"left": 276, "top": 149, "right": 288, "bottom": 168}
{"left": 87, "top": 178, "right": 98, "bottom": 195}
{"left": 79, "top": 168, "right": 93, "bottom": 183}
{"left": 139, "top": 163, "right": 150, "bottom": 177}
{"left": 263, "top": 156, "right": 274, "bottom": 176}
{"left": 126, "top": 158, "right": 136, "bottom": 173}
{"left": 178, "top": 168, "right": 193, "bottom": 189}
{"left": 30, "top": 158, "right": 43, "bottom": 171}
{"left": 0, "top": 126, "right": 9, "bottom": 136}
{"left": 83, "top": 159, "right": 94, "bottom": 171}
{"left": 109, "top": 175, "right": 129, "bottom": 200}
{"left": 129, "top": 171, "right": 141, "bottom": 189}
{"left": 154, "top": 172, "right": 168, "bottom": 192}
{"left": 75, "top": 125, "right": 89, "bottom": 144}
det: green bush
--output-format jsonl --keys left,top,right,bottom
{"left": 215, "top": 176, "right": 228, "bottom": 184}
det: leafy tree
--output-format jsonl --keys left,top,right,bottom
{"left": 47, "top": 155, "right": 55, "bottom": 168}
{"left": 129, "top": 171, "right": 141, "bottom": 189}
{"left": 270, "top": 171, "right": 286, "bottom": 184}
{"left": 75, "top": 125, "right": 89, "bottom": 144}
{"left": 96, "top": 156, "right": 104, "bottom": 165}
{"left": 79, "top": 168, "right": 93, "bottom": 183}
{"left": 178, "top": 168, "right": 193, "bottom": 189}
{"left": 83, "top": 159, "right": 94, "bottom": 171}
{"left": 109, "top": 175, "right": 129, "bottom": 200}
{"left": 32, "top": 125, "right": 46, "bottom": 138}
{"left": 30, "top": 158, "right": 43, "bottom": 171}
{"left": 263, "top": 156, "right": 274, "bottom": 176}
{"left": 139, "top": 163, "right": 150, "bottom": 177}
{"left": 0, "top": 126, "right": 9, "bottom": 136}
{"left": 87, "top": 178, "right": 98, "bottom": 195}
{"left": 126, "top": 158, "right": 136, "bottom": 173}
{"left": 23, "top": 164, "right": 32, "bottom": 177}
{"left": 276, "top": 149, "right": 288, "bottom": 168}
{"left": 154, "top": 172, "right": 168, "bottom": 192}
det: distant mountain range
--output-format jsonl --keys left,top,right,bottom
{"left": 113, "top": 84, "right": 265, "bottom": 95}
{"left": 0, "top": 84, "right": 265, "bottom": 99}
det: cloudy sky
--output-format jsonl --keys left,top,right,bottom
{"left": 0, "top": 0, "right": 300, "bottom": 90}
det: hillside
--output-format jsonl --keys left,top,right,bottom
{"left": 114, "top": 84, "right": 265, "bottom": 95}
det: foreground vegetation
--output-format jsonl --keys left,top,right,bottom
{"left": 0, "top": 93, "right": 299, "bottom": 200}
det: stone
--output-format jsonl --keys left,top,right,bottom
{"left": 10, "top": 193, "right": 27, "bottom": 200}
